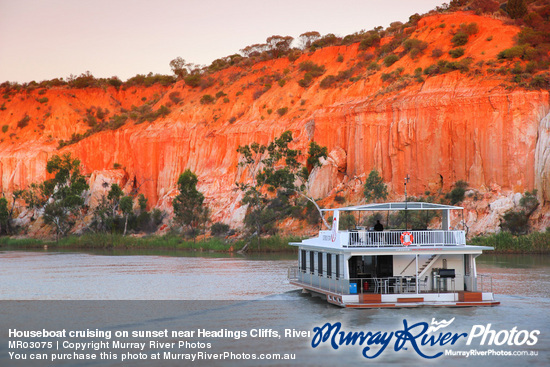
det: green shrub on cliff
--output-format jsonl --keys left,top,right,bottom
{"left": 200, "top": 94, "right": 215, "bottom": 104}
{"left": 446, "top": 180, "right": 468, "bottom": 205}
{"left": 17, "top": 115, "right": 30, "bottom": 129}
{"left": 403, "top": 38, "right": 428, "bottom": 59}
{"left": 211, "top": 223, "right": 230, "bottom": 237}
{"left": 364, "top": 170, "right": 388, "bottom": 203}
{"left": 506, "top": 0, "right": 528, "bottom": 19}
{"left": 383, "top": 54, "right": 399, "bottom": 67}
{"left": 276, "top": 107, "right": 288, "bottom": 116}
{"left": 451, "top": 32, "right": 469, "bottom": 47}
{"left": 500, "top": 211, "right": 530, "bottom": 235}
{"left": 358, "top": 33, "right": 381, "bottom": 50}
{"left": 497, "top": 45, "right": 527, "bottom": 60}
{"left": 183, "top": 74, "right": 202, "bottom": 88}
{"left": 298, "top": 61, "right": 326, "bottom": 88}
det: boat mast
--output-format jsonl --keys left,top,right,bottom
{"left": 404, "top": 174, "right": 410, "bottom": 230}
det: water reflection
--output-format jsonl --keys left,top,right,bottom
{"left": 477, "top": 254, "right": 550, "bottom": 298}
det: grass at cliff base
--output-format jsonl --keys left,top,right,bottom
{"left": 470, "top": 231, "right": 550, "bottom": 254}
{"left": 3, "top": 232, "right": 548, "bottom": 254}
{"left": 0, "top": 234, "right": 301, "bottom": 253}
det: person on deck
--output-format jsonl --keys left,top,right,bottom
{"left": 374, "top": 220, "right": 384, "bottom": 231}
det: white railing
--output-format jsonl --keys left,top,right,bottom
{"left": 289, "top": 268, "right": 495, "bottom": 296}
{"left": 287, "top": 266, "right": 300, "bottom": 281}
{"left": 477, "top": 274, "right": 494, "bottom": 293}
{"left": 345, "top": 230, "right": 466, "bottom": 247}
{"left": 288, "top": 267, "right": 348, "bottom": 294}
{"left": 288, "top": 269, "right": 463, "bottom": 295}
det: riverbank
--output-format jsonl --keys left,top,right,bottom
{"left": 0, "top": 234, "right": 301, "bottom": 253}
{"left": 1, "top": 231, "right": 549, "bottom": 254}
{"left": 469, "top": 231, "right": 550, "bottom": 254}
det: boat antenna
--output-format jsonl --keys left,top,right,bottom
{"left": 404, "top": 174, "right": 410, "bottom": 230}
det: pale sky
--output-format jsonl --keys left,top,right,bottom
{"left": 0, "top": 0, "right": 445, "bottom": 83}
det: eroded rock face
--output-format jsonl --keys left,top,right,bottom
{"left": 87, "top": 169, "right": 128, "bottom": 208}
{"left": 313, "top": 83, "right": 548, "bottom": 198}
{"left": 329, "top": 147, "right": 347, "bottom": 172}
{"left": 1, "top": 12, "right": 549, "bottom": 234}
{"left": 535, "top": 111, "right": 550, "bottom": 204}
{"left": 307, "top": 157, "right": 339, "bottom": 200}
{"left": 307, "top": 147, "right": 348, "bottom": 199}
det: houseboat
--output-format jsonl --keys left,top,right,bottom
{"left": 288, "top": 202, "right": 499, "bottom": 308}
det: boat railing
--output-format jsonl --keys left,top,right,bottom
{"left": 476, "top": 274, "right": 494, "bottom": 293}
{"left": 287, "top": 266, "right": 300, "bottom": 281}
{"left": 288, "top": 268, "right": 480, "bottom": 295}
{"left": 288, "top": 266, "right": 350, "bottom": 294}
{"left": 344, "top": 229, "right": 466, "bottom": 247}
{"left": 346, "top": 275, "right": 464, "bottom": 295}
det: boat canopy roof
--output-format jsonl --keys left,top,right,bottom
{"left": 320, "top": 202, "right": 463, "bottom": 212}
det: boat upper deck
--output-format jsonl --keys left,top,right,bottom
{"left": 290, "top": 202, "right": 488, "bottom": 251}
{"left": 314, "top": 228, "right": 465, "bottom": 248}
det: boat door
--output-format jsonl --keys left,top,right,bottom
{"left": 348, "top": 256, "right": 376, "bottom": 292}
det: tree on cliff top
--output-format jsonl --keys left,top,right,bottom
{"left": 237, "top": 131, "right": 329, "bottom": 245}
{"left": 298, "top": 31, "right": 321, "bottom": 50}
{"left": 265, "top": 35, "right": 294, "bottom": 58}
{"left": 169, "top": 57, "right": 188, "bottom": 79}
{"left": 172, "top": 169, "right": 206, "bottom": 241}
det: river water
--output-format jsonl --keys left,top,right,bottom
{"left": 0, "top": 250, "right": 297, "bottom": 300}
{"left": 0, "top": 250, "right": 548, "bottom": 366}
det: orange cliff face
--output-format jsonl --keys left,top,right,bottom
{"left": 1, "top": 12, "right": 549, "bottom": 234}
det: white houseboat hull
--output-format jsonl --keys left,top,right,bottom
{"left": 290, "top": 280, "right": 500, "bottom": 308}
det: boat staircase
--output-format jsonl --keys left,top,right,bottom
{"left": 399, "top": 254, "right": 439, "bottom": 277}
{"left": 418, "top": 255, "right": 439, "bottom": 278}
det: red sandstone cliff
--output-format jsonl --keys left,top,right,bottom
{"left": 1, "top": 12, "right": 549, "bottom": 235}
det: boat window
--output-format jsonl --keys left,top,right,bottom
{"left": 327, "top": 254, "right": 332, "bottom": 278}
{"left": 301, "top": 250, "right": 306, "bottom": 272}
{"left": 335, "top": 254, "right": 340, "bottom": 279}
{"left": 362, "top": 256, "right": 375, "bottom": 276}
{"left": 310, "top": 251, "right": 315, "bottom": 274}
{"left": 318, "top": 252, "right": 323, "bottom": 276}
{"left": 377, "top": 255, "right": 393, "bottom": 277}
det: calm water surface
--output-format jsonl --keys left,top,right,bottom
{"left": 0, "top": 250, "right": 297, "bottom": 300}
{"left": 0, "top": 250, "right": 548, "bottom": 300}
{"left": 0, "top": 250, "right": 548, "bottom": 366}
